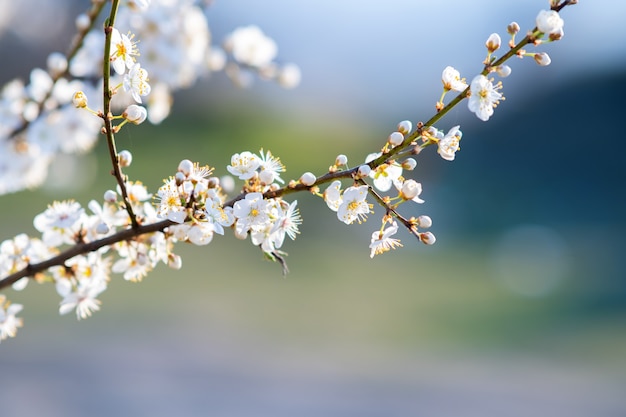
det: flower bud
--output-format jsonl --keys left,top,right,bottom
{"left": 400, "top": 179, "right": 421, "bottom": 200}
{"left": 95, "top": 222, "right": 110, "bottom": 235}
{"left": 221, "top": 175, "right": 235, "bottom": 193}
{"left": 104, "top": 190, "right": 117, "bottom": 202}
{"left": 300, "top": 172, "right": 316, "bottom": 186}
{"left": 397, "top": 120, "right": 412, "bottom": 135}
{"left": 417, "top": 215, "right": 432, "bottom": 228}
{"left": 486, "top": 33, "right": 501, "bottom": 53}
{"left": 402, "top": 158, "right": 417, "bottom": 171}
{"left": 72, "top": 91, "right": 88, "bottom": 108}
{"left": 496, "top": 64, "right": 512, "bottom": 77}
{"left": 335, "top": 154, "right": 348, "bottom": 166}
{"left": 178, "top": 159, "right": 194, "bottom": 176}
{"left": 75, "top": 13, "right": 90, "bottom": 31}
{"left": 47, "top": 52, "right": 68, "bottom": 77}
{"left": 174, "top": 171, "right": 186, "bottom": 185}
{"left": 507, "top": 22, "right": 520, "bottom": 36}
{"left": 277, "top": 63, "right": 301, "bottom": 89}
{"left": 118, "top": 150, "right": 132, "bottom": 167}
{"left": 419, "top": 231, "right": 436, "bottom": 245}
{"left": 357, "top": 165, "right": 371, "bottom": 177}
{"left": 388, "top": 131, "right": 404, "bottom": 146}
{"left": 534, "top": 52, "right": 551, "bottom": 66}
{"left": 259, "top": 169, "right": 275, "bottom": 184}
{"left": 536, "top": 9, "right": 564, "bottom": 35}
{"left": 123, "top": 104, "right": 147, "bottom": 125}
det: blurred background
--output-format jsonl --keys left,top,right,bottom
{"left": 1, "top": 0, "right": 625, "bottom": 416}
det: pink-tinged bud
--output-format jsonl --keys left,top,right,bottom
{"left": 123, "top": 104, "right": 147, "bottom": 125}
{"left": 72, "top": 91, "right": 88, "bottom": 108}
{"left": 178, "top": 159, "right": 194, "bottom": 176}
{"left": 397, "top": 120, "right": 412, "bottom": 135}
{"left": 300, "top": 172, "right": 316, "bottom": 186}
{"left": 388, "top": 131, "right": 404, "bottom": 146}
{"left": 486, "top": 33, "right": 501, "bottom": 53}
{"left": 534, "top": 52, "right": 551, "bottom": 66}
{"left": 419, "top": 231, "right": 436, "bottom": 245}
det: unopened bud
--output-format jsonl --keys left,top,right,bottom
{"left": 335, "top": 154, "right": 348, "bottom": 166}
{"left": 357, "top": 165, "right": 371, "bottom": 177}
{"left": 123, "top": 104, "right": 147, "bottom": 125}
{"left": 402, "top": 158, "right": 417, "bottom": 171}
{"left": 104, "top": 190, "right": 117, "bottom": 202}
{"left": 75, "top": 13, "right": 90, "bottom": 31}
{"left": 300, "top": 172, "right": 316, "bottom": 186}
{"left": 534, "top": 52, "right": 551, "bottom": 66}
{"left": 419, "top": 231, "right": 436, "bottom": 245}
{"left": 168, "top": 254, "right": 182, "bottom": 270}
{"left": 72, "top": 91, "right": 88, "bottom": 108}
{"left": 178, "top": 159, "right": 194, "bottom": 176}
{"left": 397, "top": 120, "right": 412, "bottom": 135}
{"left": 496, "top": 64, "right": 512, "bottom": 77}
{"left": 95, "top": 222, "right": 110, "bottom": 235}
{"left": 388, "top": 131, "right": 404, "bottom": 146}
{"left": 118, "top": 150, "right": 132, "bottom": 167}
{"left": 259, "top": 169, "right": 275, "bottom": 184}
{"left": 417, "top": 215, "right": 432, "bottom": 228}
{"left": 486, "top": 33, "right": 501, "bottom": 53}
{"left": 47, "top": 52, "right": 67, "bottom": 77}
{"left": 400, "top": 179, "right": 421, "bottom": 200}
{"left": 507, "top": 22, "right": 520, "bottom": 36}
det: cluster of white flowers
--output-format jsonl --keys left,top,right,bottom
{"left": 0, "top": 2, "right": 573, "bottom": 343}
{"left": 0, "top": 0, "right": 300, "bottom": 199}
{"left": 436, "top": 9, "right": 564, "bottom": 122}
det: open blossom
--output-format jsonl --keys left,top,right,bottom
{"left": 366, "top": 153, "right": 403, "bottom": 192}
{"left": 227, "top": 151, "right": 260, "bottom": 180}
{"left": 109, "top": 28, "right": 138, "bottom": 75}
{"left": 271, "top": 200, "right": 301, "bottom": 248}
{"left": 155, "top": 179, "right": 187, "bottom": 223}
{"left": 442, "top": 66, "right": 468, "bottom": 92}
{"left": 258, "top": 149, "right": 285, "bottom": 184}
{"left": 337, "top": 185, "right": 369, "bottom": 225}
{"left": 369, "top": 222, "right": 403, "bottom": 258}
{"left": 468, "top": 75, "right": 503, "bottom": 122}
{"left": 123, "top": 63, "right": 151, "bottom": 103}
{"left": 324, "top": 180, "right": 343, "bottom": 212}
{"left": 33, "top": 200, "right": 85, "bottom": 247}
{"left": 0, "top": 295, "right": 24, "bottom": 342}
{"left": 437, "top": 125, "right": 462, "bottom": 161}
{"left": 233, "top": 192, "right": 269, "bottom": 234}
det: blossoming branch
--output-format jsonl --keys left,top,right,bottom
{"left": 0, "top": 0, "right": 575, "bottom": 343}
